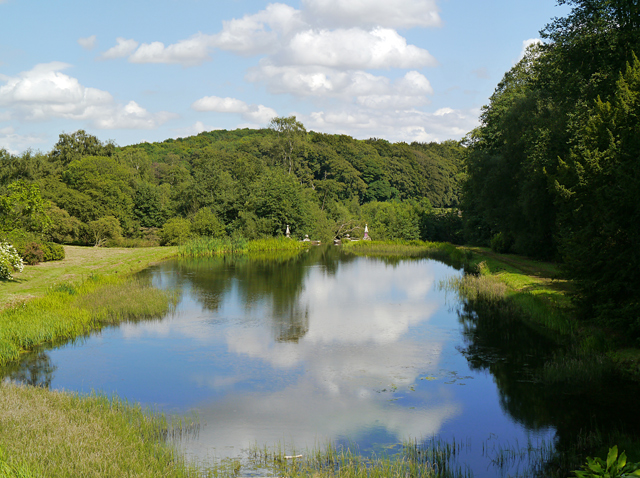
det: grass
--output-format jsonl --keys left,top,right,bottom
{"left": 0, "top": 383, "right": 206, "bottom": 478}
{"left": 0, "top": 275, "right": 177, "bottom": 366}
{"left": 342, "top": 239, "right": 472, "bottom": 267}
{"left": 243, "top": 440, "right": 473, "bottom": 478}
{"left": 178, "top": 235, "right": 309, "bottom": 258}
{"left": 0, "top": 245, "right": 178, "bottom": 310}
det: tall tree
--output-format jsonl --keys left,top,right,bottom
{"left": 269, "top": 116, "right": 307, "bottom": 175}
{"left": 555, "top": 54, "right": 640, "bottom": 334}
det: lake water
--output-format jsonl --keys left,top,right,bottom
{"left": 3, "top": 246, "right": 638, "bottom": 477}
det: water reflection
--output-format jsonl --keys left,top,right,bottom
{"left": 1, "top": 346, "right": 57, "bottom": 387}
{"left": 1, "top": 247, "right": 579, "bottom": 475}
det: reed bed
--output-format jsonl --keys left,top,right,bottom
{"left": 178, "top": 236, "right": 308, "bottom": 258}
{"left": 244, "top": 440, "right": 473, "bottom": 478}
{"left": 0, "top": 383, "right": 207, "bottom": 478}
{"left": 342, "top": 240, "right": 472, "bottom": 268}
{"left": 0, "top": 275, "right": 177, "bottom": 366}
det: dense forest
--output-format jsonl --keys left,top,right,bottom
{"left": 463, "top": 0, "right": 639, "bottom": 337}
{"left": 0, "top": 123, "right": 466, "bottom": 250}
{"left": 1, "top": 0, "right": 638, "bottom": 338}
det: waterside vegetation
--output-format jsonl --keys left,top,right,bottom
{"left": 178, "top": 235, "right": 309, "bottom": 258}
{"left": 0, "top": 384, "right": 205, "bottom": 478}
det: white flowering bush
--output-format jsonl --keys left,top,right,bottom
{"left": 0, "top": 242, "right": 24, "bottom": 280}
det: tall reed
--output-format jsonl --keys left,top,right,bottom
{"left": 178, "top": 236, "right": 308, "bottom": 258}
{"left": 0, "top": 275, "right": 177, "bottom": 366}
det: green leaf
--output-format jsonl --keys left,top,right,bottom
{"left": 608, "top": 446, "right": 619, "bottom": 470}
{"left": 618, "top": 451, "right": 627, "bottom": 469}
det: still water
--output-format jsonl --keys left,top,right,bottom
{"left": 5, "top": 246, "right": 627, "bottom": 476}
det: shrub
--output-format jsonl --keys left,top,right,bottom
{"left": 160, "top": 217, "right": 192, "bottom": 246}
{"left": 490, "top": 232, "right": 512, "bottom": 253}
{"left": 86, "top": 216, "right": 123, "bottom": 247}
{"left": 40, "top": 242, "right": 65, "bottom": 261}
{"left": 22, "top": 242, "right": 44, "bottom": 265}
{"left": 191, "top": 207, "right": 225, "bottom": 238}
{"left": 0, "top": 242, "right": 24, "bottom": 280}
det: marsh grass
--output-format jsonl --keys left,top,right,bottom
{"left": 179, "top": 236, "right": 308, "bottom": 258}
{"left": 0, "top": 383, "right": 207, "bottom": 478}
{"left": 343, "top": 240, "right": 472, "bottom": 268}
{"left": 0, "top": 275, "right": 177, "bottom": 366}
{"left": 244, "top": 440, "right": 473, "bottom": 478}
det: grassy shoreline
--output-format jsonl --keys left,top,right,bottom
{"left": 2, "top": 240, "right": 638, "bottom": 476}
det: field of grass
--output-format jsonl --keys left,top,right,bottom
{"left": 0, "top": 245, "right": 178, "bottom": 310}
{"left": 0, "top": 384, "right": 206, "bottom": 478}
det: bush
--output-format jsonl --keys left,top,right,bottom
{"left": 0, "top": 242, "right": 24, "bottom": 280}
{"left": 191, "top": 207, "right": 225, "bottom": 238}
{"left": 490, "top": 232, "right": 512, "bottom": 253}
{"left": 86, "top": 216, "right": 123, "bottom": 247}
{"left": 160, "top": 217, "right": 192, "bottom": 246}
{"left": 40, "top": 242, "right": 65, "bottom": 261}
{"left": 22, "top": 242, "right": 44, "bottom": 265}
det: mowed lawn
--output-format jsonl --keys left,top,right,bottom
{"left": 0, "top": 246, "right": 178, "bottom": 309}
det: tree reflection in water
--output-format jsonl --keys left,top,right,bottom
{"left": 456, "top": 297, "right": 640, "bottom": 475}
{"left": 1, "top": 346, "right": 57, "bottom": 387}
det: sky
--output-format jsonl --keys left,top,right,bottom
{"left": 0, "top": 0, "right": 571, "bottom": 154}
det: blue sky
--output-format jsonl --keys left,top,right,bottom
{"left": 0, "top": 0, "right": 571, "bottom": 154}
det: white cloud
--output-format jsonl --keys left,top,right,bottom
{"left": 78, "top": 35, "right": 97, "bottom": 50}
{"left": 192, "top": 95, "right": 277, "bottom": 125}
{"left": 0, "top": 127, "right": 45, "bottom": 155}
{"left": 0, "top": 62, "right": 174, "bottom": 130}
{"left": 301, "top": 0, "right": 441, "bottom": 29}
{"left": 129, "top": 33, "right": 213, "bottom": 66}
{"left": 306, "top": 105, "right": 479, "bottom": 143}
{"left": 519, "top": 38, "right": 542, "bottom": 61}
{"left": 248, "top": 67, "right": 432, "bottom": 108}
{"left": 278, "top": 27, "right": 435, "bottom": 70}
{"left": 210, "top": 3, "right": 303, "bottom": 56}
{"left": 101, "top": 37, "right": 139, "bottom": 59}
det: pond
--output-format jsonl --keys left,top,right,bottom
{"left": 2, "top": 246, "right": 639, "bottom": 477}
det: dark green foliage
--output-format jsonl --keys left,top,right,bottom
{"left": 556, "top": 54, "right": 640, "bottom": 336}
{"left": 462, "top": 0, "right": 640, "bottom": 335}
{"left": 420, "top": 209, "right": 465, "bottom": 245}
{"left": 3, "top": 123, "right": 465, "bottom": 248}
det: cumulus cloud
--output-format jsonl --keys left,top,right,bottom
{"left": 101, "top": 37, "right": 139, "bottom": 59}
{"left": 519, "top": 38, "right": 542, "bottom": 61}
{"left": 192, "top": 95, "right": 277, "bottom": 124}
{"left": 210, "top": 3, "right": 303, "bottom": 56}
{"left": 129, "top": 33, "right": 213, "bottom": 66}
{"left": 306, "top": 105, "right": 479, "bottom": 143}
{"left": 0, "top": 62, "right": 174, "bottom": 129}
{"left": 78, "top": 35, "right": 97, "bottom": 50}
{"left": 301, "top": 0, "right": 441, "bottom": 29}
{"left": 102, "top": 2, "right": 435, "bottom": 72}
{"left": 248, "top": 67, "right": 432, "bottom": 107}
{"left": 277, "top": 27, "right": 435, "bottom": 70}
{"left": 0, "top": 127, "right": 45, "bottom": 155}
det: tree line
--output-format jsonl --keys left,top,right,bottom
{"left": 463, "top": 0, "right": 640, "bottom": 337}
{"left": 0, "top": 122, "right": 466, "bottom": 254}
